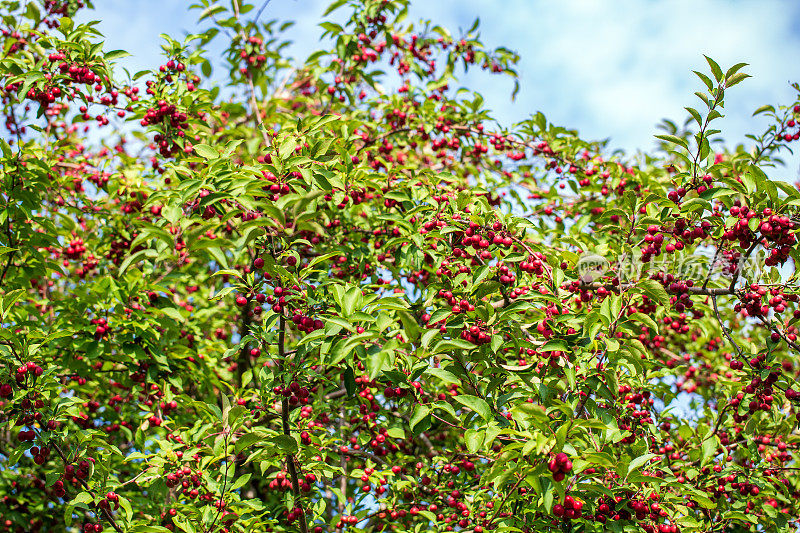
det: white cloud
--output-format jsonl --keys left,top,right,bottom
{"left": 83, "top": 0, "right": 800, "bottom": 179}
{"left": 408, "top": 0, "right": 800, "bottom": 178}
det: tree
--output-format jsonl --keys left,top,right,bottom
{"left": 1, "top": 0, "right": 800, "bottom": 531}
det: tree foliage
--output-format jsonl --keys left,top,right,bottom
{"left": 2, "top": 1, "right": 800, "bottom": 532}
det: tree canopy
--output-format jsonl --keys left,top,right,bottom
{"left": 2, "top": 1, "right": 800, "bottom": 532}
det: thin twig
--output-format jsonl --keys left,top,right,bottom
{"left": 46, "top": 437, "right": 124, "bottom": 533}
{"left": 253, "top": 0, "right": 273, "bottom": 24}
{"left": 246, "top": 73, "right": 272, "bottom": 147}
{"left": 117, "top": 465, "right": 151, "bottom": 488}
{"left": 712, "top": 294, "right": 742, "bottom": 357}
{"left": 702, "top": 246, "right": 722, "bottom": 290}
{"left": 278, "top": 315, "right": 309, "bottom": 533}
{"left": 728, "top": 241, "right": 759, "bottom": 292}
{"left": 337, "top": 406, "right": 346, "bottom": 533}
{"left": 206, "top": 431, "right": 231, "bottom": 533}
{"left": 703, "top": 403, "right": 731, "bottom": 442}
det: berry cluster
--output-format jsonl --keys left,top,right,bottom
{"left": 459, "top": 321, "right": 492, "bottom": 345}
{"left": 273, "top": 381, "right": 311, "bottom": 406}
{"left": 552, "top": 494, "right": 583, "bottom": 520}
{"left": 547, "top": 452, "right": 573, "bottom": 482}
{"left": 63, "top": 237, "right": 87, "bottom": 260}
{"left": 141, "top": 101, "right": 189, "bottom": 157}
{"left": 730, "top": 369, "right": 780, "bottom": 422}
{"left": 238, "top": 35, "right": 267, "bottom": 75}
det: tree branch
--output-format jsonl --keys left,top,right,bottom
{"left": 579, "top": 281, "right": 733, "bottom": 296}
{"left": 47, "top": 437, "right": 124, "bottom": 533}
{"left": 712, "top": 294, "right": 743, "bottom": 357}
{"left": 278, "top": 315, "right": 309, "bottom": 533}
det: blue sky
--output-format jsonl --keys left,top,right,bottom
{"left": 80, "top": 0, "right": 800, "bottom": 179}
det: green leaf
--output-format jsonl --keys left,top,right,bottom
{"left": 162, "top": 204, "right": 182, "bottom": 225}
{"left": 432, "top": 338, "right": 475, "bottom": 353}
{"left": 655, "top": 134, "right": 689, "bottom": 150}
{"left": 753, "top": 104, "right": 775, "bottom": 116}
{"left": 118, "top": 248, "right": 157, "bottom": 275}
{"left": 192, "top": 144, "right": 219, "bottom": 159}
{"left": 173, "top": 513, "right": 196, "bottom": 533}
{"left": 387, "top": 427, "right": 405, "bottom": 439}
{"left": 323, "top": 0, "right": 348, "bottom": 16}
{"left": 272, "top": 435, "right": 298, "bottom": 454}
{"left": 685, "top": 107, "right": 702, "bottom": 127}
{"left": 426, "top": 367, "right": 461, "bottom": 385}
{"left": 453, "top": 395, "right": 492, "bottom": 421}
{"left": 627, "top": 453, "right": 657, "bottom": 475}
{"left": 210, "top": 285, "right": 237, "bottom": 301}
{"left": 69, "top": 491, "right": 93, "bottom": 506}
{"left": 725, "top": 72, "right": 750, "bottom": 88}
{"left": 724, "top": 62, "right": 748, "bottom": 79}
{"left": 490, "top": 334, "right": 504, "bottom": 353}
{"left": 105, "top": 50, "right": 131, "bottom": 61}
{"left": 541, "top": 339, "right": 568, "bottom": 352}
{"left": 221, "top": 394, "right": 231, "bottom": 424}
{"left": 704, "top": 55, "right": 723, "bottom": 82}
{"left": 629, "top": 312, "right": 659, "bottom": 333}
{"left": 229, "top": 473, "right": 252, "bottom": 491}
{"left": 1, "top": 288, "right": 25, "bottom": 319}
{"left": 342, "top": 286, "right": 361, "bottom": 316}
{"left": 319, "top": 21, "right": 344, "bottom": 35}
{"left": 212, "top": 269, "right": 243, "bottom": 280}
{"left": 235, "top": 432, "right": 265, "bottom": 453}
{"left": 161, "top": 307, "right": 184, "bottom": 322}
{"left": 367, "top": 348, "right": 391, "bottom": 380}
{"left": 701, "top": 435, "right": 719, "bottom": 465}
{"left": 692, "top": 490, "right": 717, "bottom": 509}
{"left": 464, "top": 429, "right": 484, "bottom": 454}
{"left": 637, "top": 279, "right": 669, "bottom": 305}
{"left": 0, "top": 138, "right": 11, "bottom": 158}
{"left": 693, "top": 70, "right": 714, "bottom": 91}
{"left": 409, "top": 404, "right": 431, "bottom": 434}
{"left": 278, "top": 138, "right": 297, "bottom": 160}
{"left": 118, "top": 495, "right": 133, "bottom": 521}
{"left": 343, "top": 365, "right": 356, "bottom": 396}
